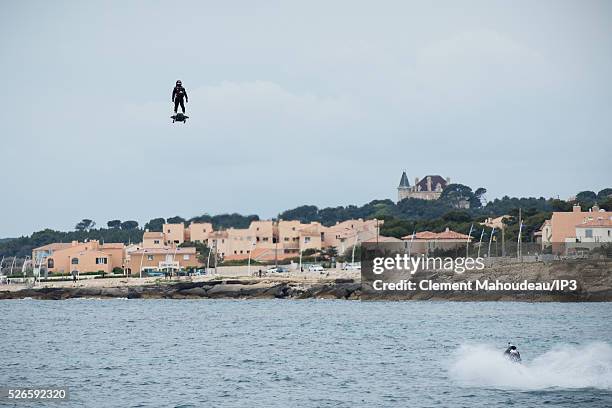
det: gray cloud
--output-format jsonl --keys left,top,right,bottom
{"left": 1, "top": 0, "right": 611, "bottom": 236}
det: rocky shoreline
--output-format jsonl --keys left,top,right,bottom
{"left": 1, "top": 260, "right": 610, "bottom": 301}
{"left": 0, "top": 279, "right": 362, "bottom": 301}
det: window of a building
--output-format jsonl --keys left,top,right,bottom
{"left": 95, "top": 258, "right": 108, "bottom": 265}
{"left": 585, "top": 229, "right": 593, "bottom": 238}
{"left": 147, "top": 255, "right": 154, "bottom": 261}
{"left": 71, "top": 258, "right": 79, "bottom": 265}
{"left": 154, "top": 240, "right": 160, "bottom": 244}
{"left": 47, "top": 258, "right": 54, "bottom": 268}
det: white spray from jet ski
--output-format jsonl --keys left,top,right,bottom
{"left": 448, "top": 342, "right": 612, "bottom": 390}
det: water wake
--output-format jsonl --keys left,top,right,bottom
{"left": 449, "top": 342, "right": 612, "bottom": 390}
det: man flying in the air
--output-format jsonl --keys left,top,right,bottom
{"left": 172, "top": 80, "right": 188, "bottom": 114}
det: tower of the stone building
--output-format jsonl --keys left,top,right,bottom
{"left": 397, "top": 171, "right": 411, "bottom": 202}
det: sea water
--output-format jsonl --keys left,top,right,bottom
{"left": 1, "top": 300, "right": 611, "bottom": 407}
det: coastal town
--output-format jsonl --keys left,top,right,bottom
{"left": 28, "top": 218, "right": 382, "bottom": 278}
{"left": 0, "top": 196, "right": 608, "bottom": 284}
{"left": 0, "top": 174, "right": 609, "bottom": 288}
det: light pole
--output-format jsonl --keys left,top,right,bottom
{"left": 10, "top": 256, "right": 17, "bottom": 276}
{"left": 351, "top": 234, "right": 359, "bottom": 265}
{"left": 487, "top": 227, "right": 496, "bottom": 258}
{"left": 21, "top": 256, "right": 30, "bottom": 278}
{"left": 172, "top": 243, "right": 179, "bottom": 277}
{"left": 477, "top": 229, "right": 484, "bottom": 258}
{"left": 247, "top": 240, "right": 256, "bottom": 276}
{"left": 466, "top": 224, "right": 474, "bottom": 258}
{"left": 407, "top": 230, "right": 415, "bottom": 258}
{"left": 517, "top": 222, "right": 523, "bottom": 261}
{"left": 274, "top": 221, "right": 279, "bottom": 268}
{"left": 207, "top": 241, "right": 213, "bottom": 272}
{"left": 139, "top": 249, "right": 147, "bottom": 278}
{"left": 298, "top": 236, "right": 304, "bottom": 273}
{"left": 517, "top": 208, "right": 523, "bottom": 261}
{"left": 298, "top": 243, "right": 302, "bottom": 272}
{"left": 36, "top": 256, "right": 45, "bottom": 279}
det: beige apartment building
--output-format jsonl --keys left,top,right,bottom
{"left": 401, "top": 228, "right": 472, "bottom": 255}
{"left": 142, "top": 231, "right": 165, "bottom": 248}
{"left": 30, "top": 218, "right": 382, "bottom": 275}
{"left": 32, "top": 240, "right": 125, "bottom": 275}
{"left": 188, "top": 222, "right": 214, "bottom": 243}
{"left": 151, "top": 218, "right": 381, "bottom": 261}
{"left": 126, "top": 247, "right": 199, "bottom": 275}
{"left": 163, "top": 223, "right": 186, "bottom": 246}
{"left": 323, "top": 219, "right": 380, "bottom": 253}
{"left": 540, "top": 204, "right": 611, "bottom": 253}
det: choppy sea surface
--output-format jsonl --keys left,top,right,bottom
{"left": 1, "top": 300, "right": 611, "bottom": 407}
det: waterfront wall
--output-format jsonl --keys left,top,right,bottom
{"left": 1, "top": 260, "right": 610, "bottom": 301}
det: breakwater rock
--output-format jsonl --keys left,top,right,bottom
{"left": 0, "top": 279, "right": 362, "bottom": 301}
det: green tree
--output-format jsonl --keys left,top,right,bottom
{"left": 167, "top": 216, "right": 186, "bottom": 225}
{"left": 180, "top": 241, "right": 210, "bottom": 263}
{"left": 75, "top": 219, "right": 95, "bottom": 231}
{"left": 551, "top": 199, "right": 572, "bottom": 212}
{"left": 144, "top": 218, "right": 165, "bottom": 232}
{"left": 440, "top": 184, "right": 475, "bottom": 208}
{"left": 107, "top": 220, "right": 121, "bottom": 229}
{"left": 121, "top": 220, "right": 139, "bottom": 230}
{"left": 473, "top": 187, "right": 487, "bottom": 207}
{"left": 599, "top": 197, "right": 612, "bottom": 211}
{"left": 597, "top": 188, "right": 612, "bottom": 200}
{"left": 576, "top": 191, "right": 597, "bottom": 205}
{"left": 278, "top": 205, "right": 319, "bottom": 223}
{"left": 442, "top": 211, "right": 471, "bottom": 223}
{"left": 322, "top": 246, "right": 338, "bottom": 260}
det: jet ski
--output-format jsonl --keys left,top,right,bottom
{"left": 504, "top": 343, "right": 522, "bottom": 363}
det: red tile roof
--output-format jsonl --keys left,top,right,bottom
{"left": 132, "top": 247, "right": 196, "bottom": 255}
{"left": 33, "top": 243, "right": 72, "bottom": 251}
{"left": 576, "top": 217, "right": 612, "bottom": 228}
{"left": 402, "top": 229, "right": 472, "bottom": 241}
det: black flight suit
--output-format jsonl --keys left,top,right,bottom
{"left": 172, "top": 86, "right": 188, "bottom": 113}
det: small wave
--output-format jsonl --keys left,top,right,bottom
{"left": 449, "top": 342, "right": 612, "bottom": 390}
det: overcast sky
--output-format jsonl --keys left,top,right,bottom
{"left": 1, "top": 0, "right": 611, "bottom": 237}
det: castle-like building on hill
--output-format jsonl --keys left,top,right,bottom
{"left": 397, "top": 171, "right": 450, "bottom": 202}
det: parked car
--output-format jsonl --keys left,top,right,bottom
{"left": 266, "top": 266, "right": 290, "bottom": 273}
{"left": 342, "top": 263, "right": 361, "bottom": 271}
{"left": 145, "top": 270, "right": 164, "bottom": 277}
{"left": 308, "top": 264, "right": 325, "bottom": 272}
